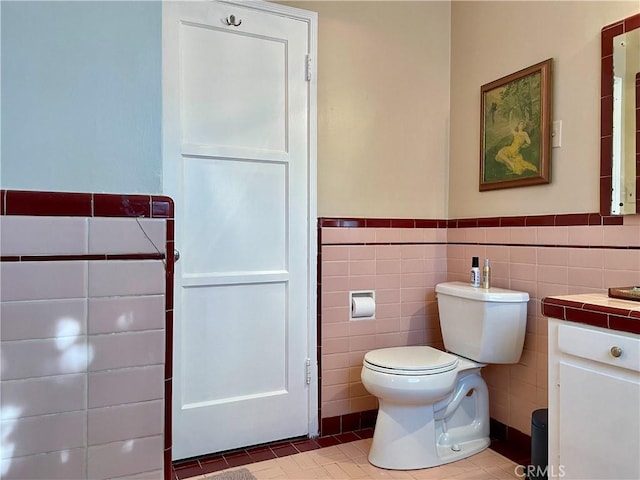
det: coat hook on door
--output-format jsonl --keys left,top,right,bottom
{"left": 224, "top": 14, "right": 242, "bottom": 26}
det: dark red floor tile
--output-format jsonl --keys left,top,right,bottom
{"left": 271, "top": 444, "right": 299, "bottom": 458}
{"left": 335, "top": 432, "right": 360, "bottom": 443}
{"left": 247, "top": 447, "right": 277, "bottom": 462}
{"left": 267, "top": 440, "right": 295, "bottom": 450}
{"left": 354, "top": 428, "right": 374, "bottom": 439}
{"left": 173, "top": 464, "right": 203, "bottom": 479}
{"left": 292, "top": 439, "right": 322, "bottom": 452}
{"left": 172, "top": 459, "right": 199, "bottom": 470}
{"left": 200, "top": 457, "right": 229, "bottom": 474}
{"left": 316, "top": 436, "right": 341, "bottom": 448}
{"left": 224, "top": 452, "right": 252, "bottom": 468}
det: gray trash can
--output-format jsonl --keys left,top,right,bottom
{"left": 529, "top": 408, "right": 548, "bottom": 480}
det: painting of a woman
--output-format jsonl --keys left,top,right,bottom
{"left": 479, "top": 59, "right": 552, "bottom": 190}
{"left": 495, "top": 118, "right": 538, "bottom": 175}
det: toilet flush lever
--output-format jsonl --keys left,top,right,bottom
{"left": 174, "top": 249, "right": 181, "bottom": 263}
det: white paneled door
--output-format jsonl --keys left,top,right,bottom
{"left": 163, "top": 1, "right": 317, "bottom": 460}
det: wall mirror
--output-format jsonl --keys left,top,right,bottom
{"left": 601, "top": 13, "right": 640, "bottom": 216}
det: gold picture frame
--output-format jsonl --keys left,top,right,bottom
{"left": 479, "top": 59, "right": 553, "bottom": 191}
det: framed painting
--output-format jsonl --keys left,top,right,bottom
{"left": 479, "top": 59, "right": 553, "bottom": 191}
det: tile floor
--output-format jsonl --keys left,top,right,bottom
{"left": 196, "top": 438, "right": 521, "bottom": 479}
{"left": 177, "top": 432, "right": 523, "bottom": 480}
{"left": 173, "top": 431, "right": 374, "bottom": 479}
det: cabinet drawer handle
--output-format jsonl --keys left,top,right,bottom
{"left": 610, "top": 346, "right": 623, "bottom": 358}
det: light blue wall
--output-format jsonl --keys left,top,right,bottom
{"left": 1, "top": 1, "right": 162, "bottom": 194}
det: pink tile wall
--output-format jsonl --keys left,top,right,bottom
{"left": 0, "top": 213, "right": 168, "bottom": 479}
{"left": 320, "top": 226, "right": 447, "bottom": 419}
{"left": 320, "top": 214, "right": 640, "bottom": 437}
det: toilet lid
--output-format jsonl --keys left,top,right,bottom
{"left": 363, "top": 346, "right": 458, "bottom": 375}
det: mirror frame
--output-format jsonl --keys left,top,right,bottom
{"left": 600, "top": 12, "right": 640, "bottom": 215}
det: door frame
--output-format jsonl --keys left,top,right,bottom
{"left": 161, "top": 0, "right": 319, "bottom": 449}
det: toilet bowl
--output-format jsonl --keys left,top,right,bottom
{"left": 361, "top": 281, "right": 529, "bottom": 470}
{"left": 361, "top": 346, "right": 490, "bottom": 470}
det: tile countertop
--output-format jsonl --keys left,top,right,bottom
{"left": 542, "top": 293, "right": 640, "bottom": 335}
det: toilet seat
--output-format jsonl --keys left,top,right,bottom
{"left": 363, "top": 346, "right": 458, "bottom": 375}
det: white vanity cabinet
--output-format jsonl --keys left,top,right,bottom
{"left": 548, "top": 318, "right": 640, "bottom": 480}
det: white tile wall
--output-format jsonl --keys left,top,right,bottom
{"left": 0, "top": 337, "right": 89, "bottom": 380}
{"left": 87, "top": 435, "right": 164, "bottom": 480}
{"left": 0, "top": 299, "right": 86, "bottom": 341}
{"left": 88, "top": 296, "right": 165, "bottom": 334}
{"left": 88, "top": 400, "right": 164, "bottom": 446}
{"left": 88, "top": 330, "right": 165, "bottom": 372}
{"left": 0, "top": 216, "right": 88, "bottom": 256}
{"left": 0, "top": 448, "right": 86, "bottom": 480}
{"left": 88, "top": 261, "right": 165, "bottom": 297}
{"left": 0, "top": 374, "right": 86, "bottom": 418}
{"left": 0, "top": 215, "right": 167, "bottom": 480}
{"left": 0, "top": 261, "right": 88, "bottom": 302}
{"left": 88, "top": 218, "right": 166, "bottom": 255}
{"left": 1, "top": 411, "right": 86, "bottom": 458}
{"left": 87, "top": 365, "right": 165, "bottom": 409}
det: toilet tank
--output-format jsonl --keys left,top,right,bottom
{"left": 435, "top": 281, "right": 529, "bottom": 364}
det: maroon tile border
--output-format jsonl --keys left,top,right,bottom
{"left": 1, "top": 253, "right": 165, "bottom": 262}
{"left": 319, "top": 218, "right": 447, "bottom": 229}
{"left": 163, "top": 215, "right": 175, "bottom": 480}
{"left": 320, "top": 410, "right": 378, "bottom": 437}
{"left": 318, "top": 212, "right": 624, "bottom": 230}
{"left": 0, "top": 189, "right": 173, "bottom": 219}
{"left": 489, "top": 418, "right": 532, "bottom": 467}
{"left": 94, "top": 193, "right": 152, "bottom": 217}
{"left": 542, "top": 297, "right": 640, "bottom": 335}
{"left": 4, "top": 190, "right": 92, "bottom": 216}
{"left": 601, "top": 13, "right": 640, "bottom": 216}
{"left": 564, "top": 307, "right": 609, "bottom": 329}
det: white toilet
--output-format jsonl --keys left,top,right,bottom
{"left": 361, "top": 281, "right": 529, "bottom": 470}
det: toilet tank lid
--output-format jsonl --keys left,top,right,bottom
{"left": 436, "top": 281, "right": 529, "bottom": 302}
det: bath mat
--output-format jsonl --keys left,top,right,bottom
{"left": 205, "top": 467, "right": 257, "bottom": 480}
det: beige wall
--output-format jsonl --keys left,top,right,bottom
{"left": 285, "top": 0, "right": 638, "bottom": 220}
{"left": 283, "top": 1, "right": 451, "bottom": 219}
{"left": 449, "top": 1, "right": 638, "bottom": 218}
